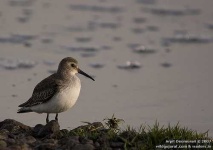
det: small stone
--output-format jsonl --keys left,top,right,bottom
{"left": 35, "top": 143, "right": 56, "bottom": 150}
{"left": 37, "top": 120, "right": 60, "bottom": 137}
{"left": 59, "top": 129, "right": 69, "bottom": 136}
{"left": 72, "top": 144, "right": 95, "bottom": 150}
{"left": 0, "top": 133, "right": 8, "bottom": 140}
{"left": 67, "top": 136, "right": 80, "bottom": 148}
{"left": 72, "top": 122, "right": 104, "bottom": 133}
{"left": 110, "top": 142, "right": 124, "bottom": 148}
{"left": 20, "top": 143, "right": 30, "bottom": 150}
{"left": 59, "top": 136, "right": 79, "bottom": 148}
{"left": 0, "top": 140, "right": 7, "bottom": 148}
{"left": 94, "top": 142, "right": 100, "bottom": 148}
{"left": 8, "top": 133, "right": 15, "bottom": 139}
{"left": 79, "top": 137, "right": 93, "bottom": 145}
{"left": 25, "top": 136, "right": 36, "bottom": 144}
{"left": 86, "top": 140, "right": 93, "bottom": 145}
{"left": 8, "top": 145, "right": 21, "bottom": 149}
{"left": 68, "top": 136, "right": 80, "bottom": 142}
{"left": 33, "top": 124, "right": 44, "bottom": 134}
{"left": 43, "top": 138, "right": 58, "bottom": 144}
{"left": 0, "top": 119, "right": 32, "bottom": 134}
{"left": 6, "top": 138, "right": 16, "bottom": 145}
{"left": 0, "top": 129, "right": 9, "bottom": 135}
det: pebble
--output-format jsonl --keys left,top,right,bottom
{"left": 35, "top": 143, "right": 56, "bottom": 149}
{"left": 72, "top": 143, "right": 95, "bottom": 150}
{"left": 25, "top": 136, "right": 36, "bottom": 144}
{"left": 0, "top": 140, "right": 7, "bottom": 148}
{"left": 37, "top": 120, "right": 60, "bottom": 138}
{"left": 0, "top": 134, "right": 7, "bottom": 140}
{"left": 110, "top": 142, "right": 124, "bottom": 148}
{"left": 0, "top": 119, "right": 32, "bottom": 133}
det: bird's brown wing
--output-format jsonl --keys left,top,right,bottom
{"left": 19, "top": 74, "right": 60, "bottom": 107}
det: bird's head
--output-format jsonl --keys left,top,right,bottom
{"left": 58, "top": 57, "right": 95, "bottom": 81}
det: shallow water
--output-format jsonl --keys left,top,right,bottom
{"left": 0, "top": 0, "right": 213, "bottom": 136}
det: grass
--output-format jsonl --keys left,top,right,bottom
{"left": 59, "top": 115, "right": 211, "bottom": 150}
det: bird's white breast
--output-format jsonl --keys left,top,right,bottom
{"left": 31, "top": 76, "right": 81, "bottom": 113}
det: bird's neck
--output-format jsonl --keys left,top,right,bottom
{"left": 57, "top": 69, "right": 73, "bottom": 80}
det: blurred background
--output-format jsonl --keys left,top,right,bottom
{"left": 0, "top": 0, "right": 213, "bottom": 136}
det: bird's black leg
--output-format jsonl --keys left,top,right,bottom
{"left": 55, "top": 113, "right": 58, "bottom": 121}
{"left": 46, "top": 113, "right": 49, "bottom": 124}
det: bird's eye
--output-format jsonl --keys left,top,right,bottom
{"left": 71, "top": 64, "right": 75, "bottom": 67}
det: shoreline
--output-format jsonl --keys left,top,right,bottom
{"left": 0, "top": 117, "right": 210, "bottom": 149}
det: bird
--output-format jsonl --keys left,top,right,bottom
{"left": 17, "top": 57, "right": 95, "bottom": 123}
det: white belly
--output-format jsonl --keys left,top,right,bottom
{"left": 31, "top": 79, "right": 81, "bottom": 113}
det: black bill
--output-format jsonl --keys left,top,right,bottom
{"left": 78, "top": 69, "right": 95, "bottom": 81}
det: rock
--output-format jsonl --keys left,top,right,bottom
{"left": 0, "top": 140, "right": 7, "bottom": 148}
{"left": 72, "top": 144, "right": 95, "bottom": 150}
{"left": 6, "top": 134, "right": 35, "bottom": 147}
{"left": 25, "top": 136, "right": 36, "bottom": 144}
{"left": 94, "top": 142, "right": 100, "bottom": 148}
{"left": 43, "top": 138, "right": 58, "bottom": 144}
{"left": 37, "top": 120, "right": 60, "bottom": 138}
{"left": 0, "top": 133, "right": 8, "bottom": 140}
{"left": 0, "top": 129, "right": 9, "bottom": 135}
{"left": 6, "top": 138, "right": 16, "bottom": 145}
{"left": 33, "top": 124, "right": 44, "bottom": 135}
{"left": 97, "top": 134, "right": 110, "bottom": 148}
{"left": 110, "top": 142, "right": 124, "bottom": 148}
{"left": 0, "top": 119, "right": 32, "bottom": 134}
{"left": 35, "top": 143, "right": 56, "bottom": 150}
{"left": 8, "top": 145, "right": 22, "bottom": 150}
{"left": 79, "top": 137, "right": 93, "bottom": 144}
{"left": 20, "top": 143, "right": 30, "bottom": 150}
{"left": 69, "top": 136, "right": 80, "bottom": 141}
{"left": 59, "top": 136, "right": 80, "bottom": 149}
{"left": 0, "top": 119, "right": 127, "bottom": 149}
{"left": 72, "top": 122, "right": 104, "bottom": 132}
{"left": 59, "top": 129, "right": 69, "bottom": 137}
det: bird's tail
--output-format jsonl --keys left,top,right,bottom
{"left": 17, "top": 107, "right": 32, "bottom": 113}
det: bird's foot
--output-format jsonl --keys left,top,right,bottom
{"left": 55, "top": 113, "right": 58, "bottom": 121}
{"left": 46, "top": 113, "right": 49, "bottom": 124}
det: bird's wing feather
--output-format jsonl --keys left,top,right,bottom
{"left": 19, "top": 74, "right": 60, "bottom": 107}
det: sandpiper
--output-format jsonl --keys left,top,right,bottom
{"left": 17, "top": 57, "right": 94, "bottom": 123}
